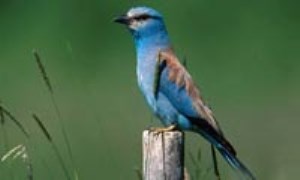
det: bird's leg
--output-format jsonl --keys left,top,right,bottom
{"left": 149, "top": 124, "right": 177, "bottom": 135}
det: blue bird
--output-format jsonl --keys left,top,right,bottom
{"left": 114, "top": 6, "right": 255, "bottom": 180}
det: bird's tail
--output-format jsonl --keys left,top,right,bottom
{"left": 190, "top": 117, "right": 256, "bottom": 180}
{"left": 217, "top": 146, "right": 256, "bottom": 180}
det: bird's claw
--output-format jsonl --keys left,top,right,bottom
{"left": 149, "top": 125, "right": 177, "bottom": 136}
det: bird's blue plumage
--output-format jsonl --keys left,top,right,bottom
{"left": 159, "top": 67, "right": 199, "bottom": 118}
{"left": 115, "top": 6, "right": 256, "bottom": 180}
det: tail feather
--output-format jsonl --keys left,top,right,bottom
{"left": 218, "top": 147, "right": 256, "bottom": 180}
{"left": 189, "top": 117, "right": 236, "bottom": 155}
{"left": 189, "top": 117, "right": 255, "bottom": 179}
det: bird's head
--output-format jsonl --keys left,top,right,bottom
{"left": 114, "top": 6, "right": 167, "bottom": 38}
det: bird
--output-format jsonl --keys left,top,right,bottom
{"left": 114, "top": 6, "right": 256, "bottom": 180}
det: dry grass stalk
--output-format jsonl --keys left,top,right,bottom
{"left": 184, "top": 167, "right": 191, "bottom": 180}
{"left": 1, "top": 144, "right": 33, "bottom": 180}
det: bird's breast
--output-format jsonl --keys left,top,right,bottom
{"left": 136, "top": 57, "right": 158, "bottom": 111}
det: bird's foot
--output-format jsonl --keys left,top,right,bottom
{"left": 149, "top": 125, "right": 177, "bottom": 136}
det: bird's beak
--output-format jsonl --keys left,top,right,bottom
{"left": 113, "top": 15, "right": 130, "bottom": 25}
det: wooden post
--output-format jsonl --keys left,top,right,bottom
{"left": 143, "top": 130, "right": 184, "bottom": 180}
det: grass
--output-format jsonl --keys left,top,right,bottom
{"left": 0, "top": 49, "right": 222, "bottom": 180}
{"left": 33, "top": 50, "right": 79, "bottom": 180}
{"left": 1, "top": 144, "right": 33, "bottom": 180}
{"left": 32, "top": 113, "right": 71, "bottom": 180}
{"left": 0, "top": 103, "right": 32, "bottom": 180}
{"left": 188, "top": 148, "right": 212, "bottom": 180}
{"left": 0, "top": 104, "right": 29, "bottom": 138}
{"left": 0, "top": 50, "right": 78, "bottom": 180}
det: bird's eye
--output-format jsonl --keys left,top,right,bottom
{"left": 134, "top": 14, "right": 151, "bottom": 21}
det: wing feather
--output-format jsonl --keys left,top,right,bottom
{"left": 158, "top": 48, "right": 221, "bottom": 132}
{"left": 156, "top": 48, "right": 237, "bottom": 155}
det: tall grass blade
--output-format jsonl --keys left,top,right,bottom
{"left": 0, "top": 104, "right": 14, "bottom": 180}
{"left": 0, "top": 104, "right": 29, "bottom": 138}
{"left": 33, "top": 49, "right": 79, "bottom": 179}
{"left": 0, "top": 105, "right": 8, "bottom": 147}
{"left": 33, "top": 50, "right": 53, "bottom": 94}
{"left": 211, "top": 145, "right": 221, "bottom": 180}
{"left": 133, "top": 167, "right": 142, "bottom": 180}
{"left": 0, "top": 104, "right": 5, "bottom": 125}
{"left": 25, "top": 154, "right": 33, "bottom": 180}
{"left": 32, "top": 113, "right": 71, "bottom": 180}
{"left": 32, "top": 114, "right": 52, "bottom": 142}
{"left": 188, "top": 150, "right": 201, "bottom": 179}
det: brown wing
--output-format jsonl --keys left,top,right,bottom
{"left": 159, "top": 48, "right": 223, "bottom": 134}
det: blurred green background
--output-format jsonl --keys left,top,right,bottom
{"left": 0, "top": 0, "right": 299, "bottom": 179}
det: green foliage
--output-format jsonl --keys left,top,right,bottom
{"left": 0, "top": 1, "right": 299, "bottom": 179}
